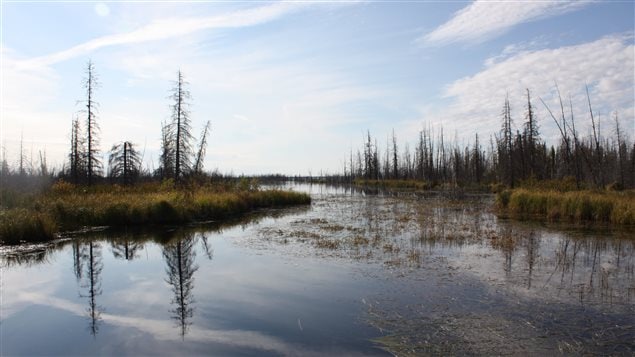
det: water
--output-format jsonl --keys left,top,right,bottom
{"left": 1, "top": 184, "right": 634, "bottom": 355}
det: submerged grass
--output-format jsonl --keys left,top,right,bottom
{"left": 497, "top": 188, "right": 635, "bottom": 225}
{"left": 0, "top": 181, "right": 310, "bottom": 244}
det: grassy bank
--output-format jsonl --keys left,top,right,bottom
{"left": 0, "top": 181, "right": 310, "bottom": 244}
{"left": 497, "top": 188, "right": 635, "bottom": 225}
{"left": 353, "top": 179, "right": 433, "bottom": 190}
{"left": 353, "top": 178, "right": 493, "bottom": 192}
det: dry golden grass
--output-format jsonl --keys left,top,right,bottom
{"left": 354, "top": 178, "right": 432, "bottom": 190}
{"left": 497, "top": 188, "right": 634, "bottom": 225}
{"left": 0, "top": 181, "right": 310, "bottom": 244}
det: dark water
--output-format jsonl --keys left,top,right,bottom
{"left": 1, "top": 184, "right": 634, "bottom": 355}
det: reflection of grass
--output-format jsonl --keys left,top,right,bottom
{"left": 321, "top": 224, "right": 346, "bottom": 232}
{"left": 315, "top": 238, "right": 340, "bottom": 249}
{"left": 351, "top": 235, "right": 370, "bottom": 246}
{"left": 0, "top": 181, "right": 310, "bottom": 244}
{"left": 497, "top": 189, "right": 634, "bottom": 225}
{"left": 292, "top": 230, "right": 322, "bottom": 240}
{"left": 489, "top": 231, "right": 517, "bottom": 252}
{"left": 382, "top": 242, "right": 399, "bottom": 254}
{"left": 406, "top": 248, "right": 422, "bottom": 266}
{"left": 259, "top": 194, "right": 500, "bottom": 267}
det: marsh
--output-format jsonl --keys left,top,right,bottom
{"left": 1, "top": 184, "right": 633, "bottom": 355}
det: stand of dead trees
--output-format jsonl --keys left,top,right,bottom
{"left": 53, "top": 64, "right": 212, "bottom": 186}
{"left": 343, "top": 89, "right": 634, "bottom": 190}
{"left": 157, "top": 70, "right": 212, "bottom": 184}
{"left": 2, "top": 64, "right": 631, "bottom": 192}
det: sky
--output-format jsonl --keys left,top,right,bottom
{"left": 1, "top": 0, "right": 634, "bottom": 175}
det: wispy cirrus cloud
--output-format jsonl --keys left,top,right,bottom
{"left": 19, "top": 1, "right": 309, "bottom": 68}
{"left": 2, "top": 0, "right": 377, "bottom": 174}
{"left": 421, "top": 0, "right": 593, "bottom": 46}
{"left": 418, "top": 34, "right": 634, "bottom": 144}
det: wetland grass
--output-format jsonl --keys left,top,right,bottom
{"left": 497, "top": 188, "right": 635, "bottom": 225}
{"left": 0, "top": 209, "right": 57, "bottom": 244}
{"left": 353, "top": 178, "right": 432, "bottom": 190}
{"left": 0, "top": 181, "right": 310, "bottom": 244}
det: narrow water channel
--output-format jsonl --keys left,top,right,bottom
{"left": 1, "top": 184, "right": 633, "bottom": 355}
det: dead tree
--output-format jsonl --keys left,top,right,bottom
{"left": 170, "top": 70, "right": 194, "bottom": 182}
{"left": 108, "top": 141, "right": 141, "bottom": 185}
{"left": 83, "top": 60, "right": 102, "bottom": 185}
{"left": 193, "top": 121, "right": 211, "bottom": 174}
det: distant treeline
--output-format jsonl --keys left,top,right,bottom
{"left": 341, "top": 89, "right": 634, "bottom": 190}
{"left": 2, "top": 67, "right": 633, "bottom": 193}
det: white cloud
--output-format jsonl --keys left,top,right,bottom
{"left": 425, "top": 34, "right": 634, "bottom": 145}
{"left": 12, "top": 291, "right": 312, "bottom": 355}
{"left": 94, "top": 3, "right": 110, "bottom": 17}
{"left": 0, "top": 47, "right": 69, "bottom": 166}
{"left": 233, "top": 114, "right": 250, "bottom": 122}
{"left": 422, "top": 0, "right": 593, "bottom": 46}
{"left": 3, "top": 2, "right": 374, "bottom": 174}
{"left": 483, "top": 36, "right": 550, "bottom": 67}
{"left": 101, "top": 36, "right": 389, "bottom": 174}
{"left": 19, "top": 2, "right": 310, "bottom": 68}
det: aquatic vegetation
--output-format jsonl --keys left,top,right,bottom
{"left": 315, "top": 238, "right": 340, "bottom": 249}
{"left": 497, "top": 189, "right": 635, "bottom": 225}
{"left": 351, "top": 235, "right": 370, "bottom": 246}
{"left": 354, "top": 178, "right": 432, "bottom": 190}
{"left": 0, "top": 209, "right": 57, "bottom": 244}
{"left": 0, "top": 182, "right": 310, "bottom": 244}
{"left": 3, "top": 184, "right": 634, "bottom": 355}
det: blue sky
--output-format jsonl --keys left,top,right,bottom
{"left": 2, "top": 1, "right": 634, "bottom": 175}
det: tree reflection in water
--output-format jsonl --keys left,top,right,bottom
{"left": 163, "top": 232, "right": 199, "bottom": 338}
{"left": 111, "top": 237, "right": 144, "bottom": 261}
{"left": 523, "top": 231, "right": 540, "bottom": 289}
{"left": 200, "top": 233, "right": 214, "bottom": 261}
{"left": 77, "top": 241, "right": 103, "bottom": 337}
{"left": 72, "top": 241, "right": 82, "bottom": 282}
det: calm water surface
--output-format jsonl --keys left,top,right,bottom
{"left": 1, "top": 184, "right": 634, "bottom": 355}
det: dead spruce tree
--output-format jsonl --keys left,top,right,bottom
{"left": 83, "top": 60, "right": 102, "bottom": 185}
{"left": 522, "top": 89, "right": 540, "bottom": 178}
{"left": 69, "top": 115, "right": 86, "bottom": 184}
{"left": 170, "top": 70, "right": 194, "bottom": 182}
{"left": 158, "top": 120, "right": 175, "bottom": 180}
{"left": 193, "top": 121, "right": 211, "bottom": 175}
{"left": 498, "top": 94, "right": 515, "bottom": 187}
{"left": 108, "top": 141, "right": 141, "bottom": 185}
